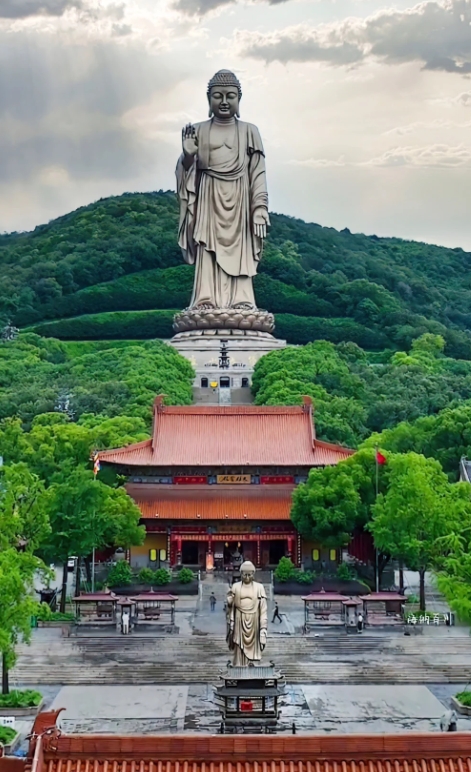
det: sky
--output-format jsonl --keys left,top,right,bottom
{"left": 2, "top": 0, "right": 471, "bottom": 249}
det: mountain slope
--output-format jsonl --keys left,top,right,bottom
{"left": 2, "top": 191, "right": 471, "bottom": 357}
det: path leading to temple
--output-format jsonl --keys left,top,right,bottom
{"left": 12, "top": 625, "right": 471, "bottom": 685}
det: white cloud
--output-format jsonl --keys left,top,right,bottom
{"left": 288, "top": 156, "right": 347, "bottom": 167}
{"left": 363, "top": 143, "right": 471, "bottom": 166}
{"left": 237, "top": 0, "right": 471, "bottom": 74}
{"left": 430, "top": 90, "right": 471, "bottom": 107}
{"left": 288, "top": 144, "right": 471, "bottom": 167}
{"left": 384, "top": 118, "right": 471, "bottom": 134}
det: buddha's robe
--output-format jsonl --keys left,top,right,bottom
{"left": 176, "top": 118, "right": 268, "bottom": 309}
{"left": 226, "top": 580, "right": 268, "bottom": 666}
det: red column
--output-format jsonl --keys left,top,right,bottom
{"left": 169, "top": 537, "right": 176, "bottom": 567}
{"left": 176, "top": 536, "right": 182, "bottom": 565}
{"left": 288, "top": 536, "right": 296, "bottom": 564}
{"left": 256, "top": 537, "right": 261, "bottom": 568}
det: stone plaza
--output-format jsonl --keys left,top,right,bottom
{"left": 9, "top": 586, "right": 471, "bottom": 740}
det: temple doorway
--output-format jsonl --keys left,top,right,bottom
{"left": 223, "top": 542, "right": 243, "bottom": 569}
{"left": 182, "top": 542, "right": 199, "bottom": 565}
{"left": 269, "top": 540, "right": 287, "bottom": 565}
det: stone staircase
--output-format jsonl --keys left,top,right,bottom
{"left": 11, "top": 632, "right": 471, "bottom": 686}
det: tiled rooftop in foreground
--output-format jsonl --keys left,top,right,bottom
{"left": 4, "top": 711, "right": 471, "bottom": 772}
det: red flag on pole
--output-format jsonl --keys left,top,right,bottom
{"left": 376, "top": 450, "right": 387, "bottom": 466}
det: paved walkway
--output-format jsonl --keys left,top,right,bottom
{"left": 11, "top": 681, "right": 471, "bottom": 743}
{"left": 9, "top": 580, "right": 466, "bottom": 744}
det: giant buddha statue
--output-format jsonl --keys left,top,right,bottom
{"left": 173, "top": 70, "right": 275, "bottom": 336}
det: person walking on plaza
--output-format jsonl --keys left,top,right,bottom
{"left": 272, "top": 601, "right": 282, "bottom": 624}
{"left": 210, "top": 592, "right": 216, "bottom": 612}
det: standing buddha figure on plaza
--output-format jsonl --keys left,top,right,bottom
{"left": 226, "top": 560, "right": 268, "bottom": 666}
{"left": 176, "top": 70, "right": 270, "bottom": 311}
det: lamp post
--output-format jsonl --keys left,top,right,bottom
{"left": 219, "top": 341, "right": 230, "bottom": 370}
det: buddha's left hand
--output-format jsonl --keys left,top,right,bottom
{"left": 253, "top": 207, "right": 270, "bottom": 239}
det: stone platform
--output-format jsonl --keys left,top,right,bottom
{"left": 168, "top": 328, "right": 286, "bottom": 389}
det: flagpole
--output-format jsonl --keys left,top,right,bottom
{"left": 375, "top": 446, "right": 379, "bottom": 593}
{"left": 92, "top": 452, "right": 100, "bottom": 594}
{"left": 92, "top": 546, "right": 95, "bottom": 593}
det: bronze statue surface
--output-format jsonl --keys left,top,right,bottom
{"left": 226, "top": 560, "right": 268, "bottom": 666}
{"left": 175, "top": 70, "right": 269, "bottom": 321}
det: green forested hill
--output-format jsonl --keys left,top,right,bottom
{"left": 2, "top": 190, "right": 471, "bottom": 357}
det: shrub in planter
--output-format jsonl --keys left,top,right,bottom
{"left": 107, "top": 561, "right": 133, "bottom": 587}
{"left": 294, "top": 570, "right": 314, "bottom": 585}
{"left": 455, "top": 691, "right": 471, "bottom": 707}
{"left": 0, "top": 689, "right": 42, "bottom": 708}
{"left": 337, "top": 562, "right": 353, "bottom": 581}
{"left": 0, "top": 726, "right": 17, "bottom": 745}
{"left": 37, "top": 602, "right": 53, "bottom": 621}
{"left": 37, "top": 605, "right": 75, "bottom": 623}
{"left": 50, "top": 611, "right": 75, "bottom": 621}
{"left": 275, "top": 557, "right": 296, "bottom": 583}
{"left": 154, "top": 568, "right": 171, "bottom": 586}
{"left": 178, "top": 568, "right": 195, "bottom": 584}
{"left": 138, "top": 568, "right": 155, "bottom": 586}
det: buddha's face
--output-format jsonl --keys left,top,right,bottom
{"left": 241, "top": 570, "right": 254, "bottom": 584}
{"left": 209, "top": 86, "right": 239, "bottom": 119}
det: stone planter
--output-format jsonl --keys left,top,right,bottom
{"left": 274, "top": 578, "right": 371, "bottom": 596}
{"left": 112, "top": 582, "right": 198, "bottom": 596}
{"left": 451, "top": 696, "right": 471, "bottom": 715}
{"left": 0, "top": 698, "right": 44, "bottom": 717}
{"left": 2, "top": 731, "right": 21, "bottom": 755}
{"left": 38, "top": 620, "right": 74, "bottom": 628}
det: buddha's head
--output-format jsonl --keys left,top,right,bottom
{"left": 207, "top": 69, "right": 242, "bottom": 120}
{"left": 240, "top": 560, "right": 256, "bottom": 584}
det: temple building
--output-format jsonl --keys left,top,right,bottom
{"left": 97, "top": 396, "right": 353, "bottom": 570}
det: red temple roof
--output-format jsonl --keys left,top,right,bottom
{"left": 18, "top": 713, "right": 471, "bottom": 772}
{"left": 97, "top": 397, "right": 353, "bottom": 468}
{"left": 127, "top": 483, "right": 295, "bottom": 520}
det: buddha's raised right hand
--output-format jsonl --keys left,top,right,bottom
{"left": 182, "top": 123, "right": 198, "bottom": 158}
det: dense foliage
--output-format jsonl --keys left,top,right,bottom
{"left": 2, "top": 191, "right": 471, "bottom": 356}
{"left": 293, "top": 447, "right": 471, "bottom": 610}
{"left": 252, "top": 335, "right": 471, "bottom": 452}
{"left": 0, "top": 333, "right": 193, "bottom": 428}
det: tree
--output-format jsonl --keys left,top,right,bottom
{"left": 291, "top": 448, "right": 393, "bottom": 587}
{"left": 369, "top": 453, "right": 457, "bottom": 610}
{"left": 0, "top": 463, "right": 51, "bottom": 551}
{"left": 432, "top": 484, "right": 471, "bottom": 622}
{"left": 0, "top": 550, "right": 41, "bottom": 694}
{"left": 291, "top": 464, "right": 361, "bottom": 548}
{"left": 0, "top": 466, "right": 50, "bottom": 694}
{"left": 44, "top": 468, "right": 143, "bottom": 610}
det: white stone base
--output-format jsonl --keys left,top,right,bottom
{"left": 167, "top": 331, "right": 286, "bottom": 388}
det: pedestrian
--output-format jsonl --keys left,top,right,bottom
{"left": 210, "top": 592, "right": 216, "bottom": 612}
{"left": 357, "top": 612, "right": 363, "bottom": 633}
{"left": 272, "top": 602, "right": 282, "bottom": 624}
